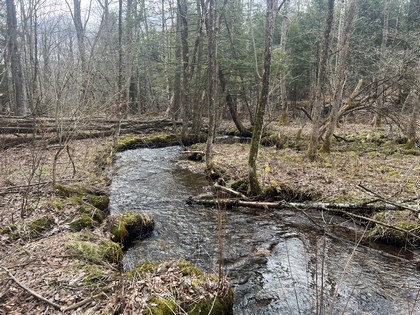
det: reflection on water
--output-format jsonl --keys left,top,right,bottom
{"left": 110, "top": 147, "right": 420, "bottom": 315}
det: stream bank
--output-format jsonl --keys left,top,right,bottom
{"left": 110, "top": 144, "right": 420, "bottom": 314}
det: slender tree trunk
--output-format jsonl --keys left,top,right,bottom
{"left": 178, "top": 0, "right": 190, "bottom": 137}
{"left": 248, "top": 0, "right": 280, "bottom": 196}
{"left": 73, "top": 0, "right": 86, "bottom": 72}
{"left": 279, "top": 0, "right": 289, "bottom": 124}
{"left": 6, "top": 0, "right": 26, "bottom": 116}
{"left": 205, "top": 0, "right": 219, "bottom": 169}
{"left": 307, "top": 0, "right": 335, "bottom": 161}
{"left": 219, "top": 68, "right": 250, "bottom": 136}
{"left": 372, "top": 0, "right": 391, "bottom": 128}
{"left": 321, "top": 0, "right": 357, "bottom": 153}
{"left": 406, "top": 86, "right": 418, "bottom": 149}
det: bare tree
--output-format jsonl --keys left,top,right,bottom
{"left": 279, "top": 0, "right": 289, "bottom": 124}
{"left": 6, "top": 0, "right": 26, "bottom": 116}
{"left": 372, "top": 0, "right": 391, "bottom": 128}
{"left": 248, "top": 0, "right": 281, "bottom": 196}
{"left": 205, "top": 0, "right": 219, "bottom": 169}
{"left": 307, "top": 0, "right": 335, "bottom": 161}
{"left": 321, "top": 0, "right": 357, "bottom": 152}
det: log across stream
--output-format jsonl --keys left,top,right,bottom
{"left": 110, "top": 146, "right": 420, "bottom": 315}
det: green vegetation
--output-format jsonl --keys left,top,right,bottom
{"left": 187, "top": 289, "right": 234, "bottom": 315}
{"left": 145, "top": 296, "right": 177, "bottom": 315}
{"left": 110, "top": 211, "right": 154, "bottom": 246}
{"left": 370, "top": 210, "right": 420, "bottom": 245}
{"left": 127, "top": 262, "right": 160, "bottom": 280}
{"left": 67, "top": 240, "right": 123, "bottom": 264}
{"left": 117, "top": 134, "right": 178, "bottom": 152}
{"left": 70, "top": 214, "right": 98, "bottom": 231}
{"left": 28, "top": 216, "right": 54, "bottom": 237}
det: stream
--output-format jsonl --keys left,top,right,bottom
{"left": 110, "top": 146, "right": 420, "bottom": 315}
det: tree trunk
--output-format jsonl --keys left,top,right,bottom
{"left": 178, "top": 0, "right": 190, "bottom": 137}
{"left": 279, "top": 0, "right": 289, "bottom": 124}
{"left": 6, "top": 0, "right": 26, "bottom": 116}
{"left": 218, "top": 68, "right": 250, "bottom": 137}
{"left": 372, "top": 0, "right": 391, "bottom": 128}
{"left": 307, "top": 0, "right": 335, "bottom": 161}
{"left": 321, "top": 0, "right": 357, "bottom": 153}
{"left": 406, "top": 87, "right": 418, "bottom": 149}
{"left": 205, "top": 0, "right": 219, "bottom": 169}
{"left": 248, "top": 0, "right": 280, "bottom": 196}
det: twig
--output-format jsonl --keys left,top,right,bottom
{"left": 2, "top": 267, "right": 62, "bottom": 310}
{"left": 61, "top": 284, "right": 114, "bottom": 312}
{"left": 357, "top": 184, "right": 419, "bottom": 213}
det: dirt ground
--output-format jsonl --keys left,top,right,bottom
{"left": 0, "top": 121, "right": 419, "bottom": 313}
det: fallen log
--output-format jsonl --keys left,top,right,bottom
{"left": 187, "top": 196, "right": 409, "bottom": 212}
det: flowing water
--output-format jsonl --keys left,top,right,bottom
{"left": 110, "top": 146, "right": 420, "bottom": 315}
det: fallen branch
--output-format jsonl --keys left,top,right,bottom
{"left": 188, "top": 196, "right": 420, "bottom": 242}
{"left": 2, "top": 267, "right": 62, "bottom": 310}
{"left": 213, "top": 183, "right": 248, "bottom": 199}
{"left": 357, "top": 184, "right": 419, "bottom": 213}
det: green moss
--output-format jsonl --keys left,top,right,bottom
{"left": 110, "top": 211, "right": 154, "bottom": 246}
{"left": 230, "top": 177, "right": 249, "bottom": 194}
{"left": 54, "top": 184, "right": 86, "bottom": 198}
{"left": 177, "top": 260, "right": 203, "bottom": 277}
{"left": 70, "top": 214, "right": 98, "bottom": 231}
{"left": 187, "top": 288, "right": 234, "bottom": 315}
{"left": 146, "top": 296, "right": 177, "bottom": 315}
{"left": 262, "top": 183, "right": 320, "bottom": 202}
{"left": 126, "top": 262, "right": 160, "bottom": 280}
{"left": 370, "top": 210, "right": 420, "bottom": 245}
{"left": 0, "top": 224, "right": 17, "bottom": 235}
{"left": 117, "top": 134, "right": 178, "bottom": 152}
{"left": 54, "top": 184, "right": 109, "bottom": 215}
{"left": 78, "top": 205, "right": 104, "bottom": 223}
{"left": 0, "top": 224, "right": 19, "bottom": 241}
{"left": 67, "top": 240, "right": 123, "bottom": 264}
{"left": 51, "top": 200, "right": 64, "bottom": 209}
{"left": 85, "top": 194, "right": 109, "bottom": 212}
{"left": 28, "top": 216, "right": 54, "bottom": 237}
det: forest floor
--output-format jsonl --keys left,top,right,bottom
{"left": 0, "top": 120, "right": 419, "bottom": 313}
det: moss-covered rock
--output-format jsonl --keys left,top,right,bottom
{"left": 370, "top": 210, "right": 420, "bottom": 245}
{"left": 86, "top": 194, "right": 109, "bottom": 212}
{"left": 67, "top": 240, "right": 123, "bottom": 264}
{"left": 146, "top": 296, "right": 177, "bottom": 315}
{"left": 177, "top": 260, "right": 203, "bottom": 277}
{"left": 187, "top": 288, "right": 234, "bottom": 315}
{"left": 70, "top": 214, "right": 98, "bottom": 231}
{"left": 78, "top": 204, "right": 105, "bottom": 223}
{"left": 28, "top": 216, "right": 54, "bottom": 237}
{"left": 54, "top": 184, "right": 110, "bottom": 215}
{"left": 110, "top": 211, "right": 154, "bottom": 246}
